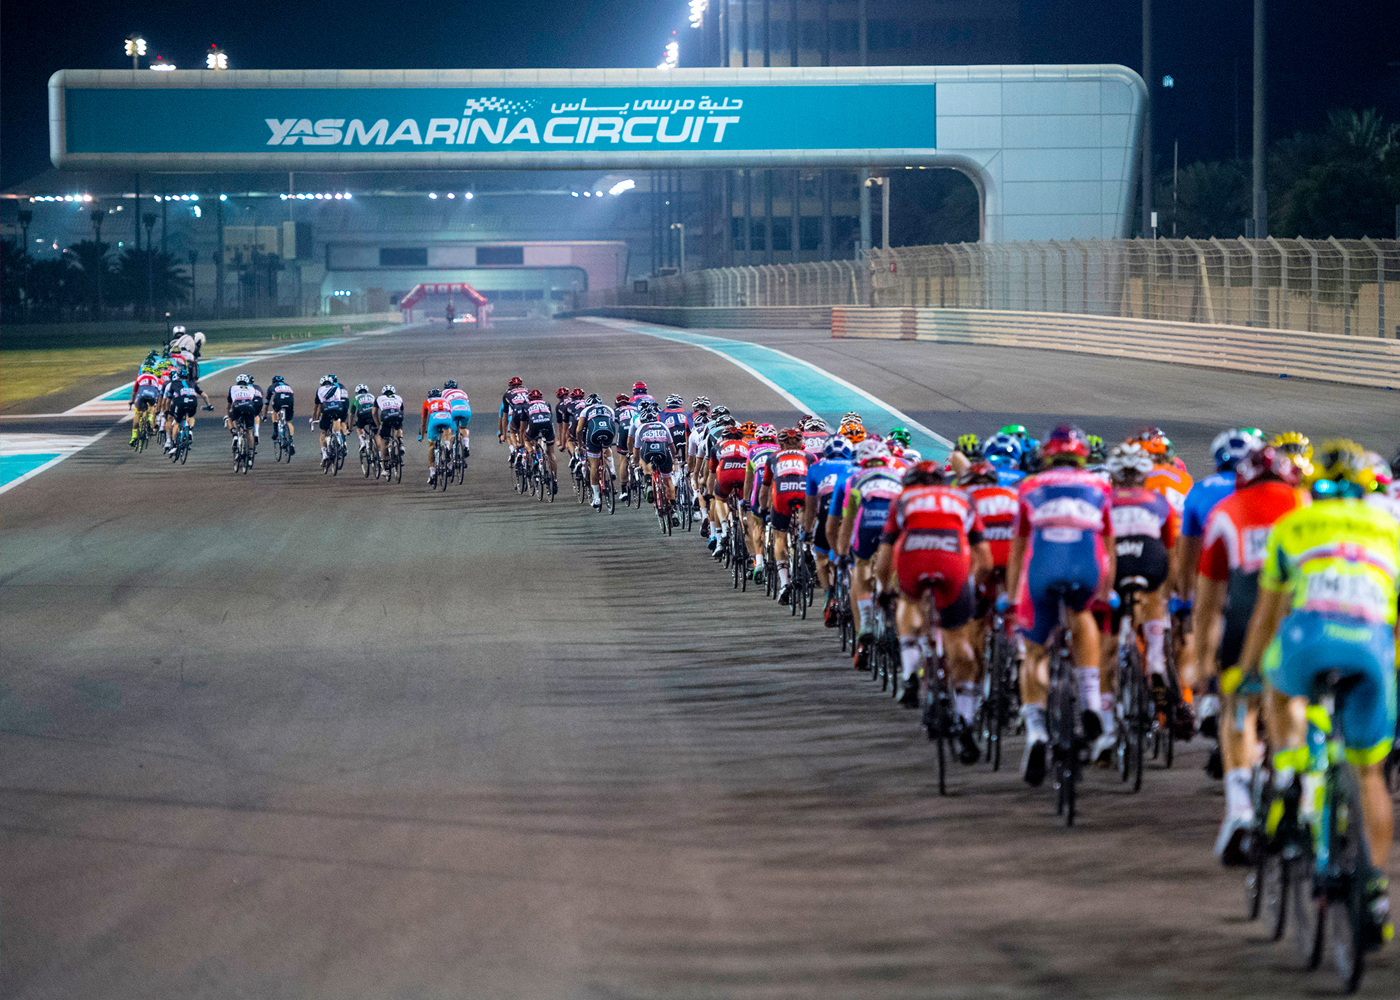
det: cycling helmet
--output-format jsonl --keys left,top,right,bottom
{"left": 778, "top": 427, "right": 802, "bottom": 445}
{"left": 666, "top": 393, "right": 684, "bottom": 407}
{"left": 172, "top": 325, "right": 185, "bottom": 334}
{"left": 1105, "top": 442, "right": 1153, "bottom": 483}
{"left": 585, "top": 392, "right": 601, "bottom": 403}
{"left": 841, "top": 411, "right": 863, "bottom": 427}
{"left": 713, "top": 414, "right": 737, "bottom": 428}
{"left": 739, "top": 420, "right": 759, "bottom": 437}
{"left": 444, "top": 379, "right": 459, "bottom": 390}
{"left": 888, "top": 426, "right": 912, "bottom": 447}
{"left": 1043, "top": 424, "right": 1090, "bottom": 464}
{"left": 271, "top": 375, "right": 285, "bottom": 385}
{"left": 382, "top": 385, "right": 396, "bottom": 395}
{"left": 508, "top": 376, "right": 523, "bottom": 388}
{"left": 1086, "top": 434, "right": 1107, "bottom": 465}
{"left": 235, "top": 373, "right": 251, "bottom": 385}
{"left": 193, "top": 331, "right": 205, "bottom": 346}
{"left": 328, "top": 375, "right": 340, "bottom": 385}
{"left": 999, "top": 424, "right": 1029, "bottom": 440}
{"left": 1271, "top": 431, "right": 1312, "bottom": 459}
{"left": 804, "top": 416, "right": 830, "bottom": 433}
{"left": 693, "top": 396, "right": 711, "bottom": 410}
{"left": 320, "top": 375, "right": 333, "bottom": 386}
{"left": 1306, "top": 439, "right": 1376, "bottom": 498}
{"left": 632, "top": 381, "right": 648, "bottom": 393}
{"left": 355, "top": 383, "right": 370, "bottom": 394}
{"left": 556, "top": 387, "right": 569, "bottom": 399}
{"left": 902, "top": 448, "right": 922, "bottom": 464}
{"left": 528, "top": 388, "right": 544, "bottom": 400}
{"left": 958, "top": 460, "right": 999, "bottom": 487}
{"left": 888, "top": 444, "right": 905, "bottom": 460}
{"left": 723, "top": 424, "right": 746, "bottom": 440}
{"left": 711, "top": 405, "right": 730, "bottom": 419}
{"left": 855, "top": 439, "right": 890, "bottom": 468}
{"left": 1210, "top": 428, "right": 1259, "bottom": 472}
{"left": 755, "top": 423, "right": 778, "bottom": 442}
{"left": 955, "top": 433, "right": 982, "bottom": 458}
{"left": 838, "top": 419, "right": 865, "bottom": 441}
{"left": 615, "top": 393, "right": 630, "bottom": 405}
{"left": 825, "top": 435, "right": 854, "bottom": 460}
{"left": 903, "top": 459, "right": 946, "bottom": 487}
{"left": 428, "top": 388, "right": 442, "bottom": 398}
{"left": 1236, "top": 441, "right": 1299, "bottom": 488}
{"left": 571, "top": 388, "right": 585, "bottom": 400}
{"left": 983, "top": 433, "right": 1022, "bottom": 468}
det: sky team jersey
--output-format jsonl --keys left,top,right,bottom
{"left": 1260, "top": 499, "right": 1400, "bottom": 627}
{"left": 660, "top": 407, "right": 690, "bottom": 444}
{"left": 966, "top": 484, "right": 1019, "bottom": 566}
{"left": 269, "top": 384, "right": 295, "bottom": 407}
{"left": 1109, "top": 486, "right": 1178, "bottom": 545}
{"left": 881, "top": 485, "right": 984, "bottom": 545}
{"left": 1181, "top": 471, "right": 1235, "bottom": 538}
{"left": 1144, "top": 462, "right": 1195, "bottom": 514}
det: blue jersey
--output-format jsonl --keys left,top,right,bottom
{"left": 824, "top": 461, "right": 858, "bottom": 519}
{"left": 996, "top": 466, "right": 1026, "bottom": 489}
{"left": 1181, "top": 471, "right": 1235, "bottom": 538}
{"left": 659, "top": 407, "right": 690, "bottom": 443}
{"left": 806, "top": 457, "right": 853, "bottom": 504}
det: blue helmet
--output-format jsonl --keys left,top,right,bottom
{"left": 984, "top": 433, "right": 1023, "bottom": 469}
{"left": 825, "top": 435, "right": 854, "bottom": 460}
{"left": 1210, "top": 428, "right": 1259, "bottom": 472}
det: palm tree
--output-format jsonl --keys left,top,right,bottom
{"left": 67, "top": 239, "right": 112, "bottom": 320}
{"left": 112, "top": 248, "right": 191, "bottom": 314}
{"left": 0, "top": 237, "right": 29, "bottom": 321}
{"left": 1154, "top": 160, "right": 1249, "bottom": 238}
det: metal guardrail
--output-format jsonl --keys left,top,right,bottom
{"left": 578, "top": 238, "right": 1400, "bottom": 339}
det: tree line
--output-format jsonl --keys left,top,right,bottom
{"left": 0, "top": 239, "right": 191, "bottom": 323}
{"left": 1156, "top": 108, "right": 1400, "bottom": 240}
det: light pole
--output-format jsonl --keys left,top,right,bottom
{"left": 206, "top": 45, "right": 229, "bottom": 70}
{"left": 670, "top": 222, "right": 686, "bottom": 273}
{"left": 1251, "top": 0, "right": 1267, "bottom": 238}
{"left": 124, "top": 34, "right": 146, "bottom": 70}
{"left": 1141, "top": 0, "right": 1153, "bottom": 238}
{"left": 17, "top": 209, "right": 32, "bottom": 320}
{"left": 90, "top": 209, "right": 106, "bottom": 318}
{"left": 863, "top": 176, "right": 890, "bottom": 250}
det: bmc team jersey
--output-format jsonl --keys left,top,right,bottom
{"left": 1259, "top": 499, "right": 1400, "bottom": 763}
{"left": 1181, "top": 470, "right": 1235, "bottom": 539}
{"left": 268, "top": 384, "right": 295, "bottom": 414}
{"left": 883, "top": 484, "right": 985, "bottom": 617}
{"left": 764, "top": 448, "right": 813, "bottom": 518}
{"left": 1198, "top": 480, "right": 1306, "bottom": 674}
{"left": 1012, "top": 467, "right": 1113, "bottom": 645}
{"left": 713, "top": 440, "right": 751, "bottom": 498}
{"left": 966, "top": 484, "right": 1019, "bottom": 568}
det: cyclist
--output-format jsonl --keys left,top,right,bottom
{"left": 1176, "top": 428, "right": 1261, "bottom": 736}
{"left": 1106, "top": 442, "right": 1184, "bottom": 751}
{"left": 555, "top": 388, "right": 577, "bottom": 468}
{"left": 162, "top": 366, "right": 202, "bottom": 453}
{"left": 498, "top": 377, "right": 531, "bottom": 466}
{"left": 801, "top": 417, "right": 831, "bottom": 462}
{"left": 418, "top": 388, "right": 455, "bottom": 485}
{"left": 1195, "top": 439, "right": 1306, "bottom": 863}
{"left": 836, "top": 439, "right": 905, "bottom": 669}
{"left": 761, "top": 427, "right": 814, "bottom": 604}
{"left": 443, "top": 379, "right": 472, "bottom": 457}
{"left": 1002, "top": 425, "right": 1116, "bottom": 785}
{"left": 1141, "top": 431, "right": 1194, "bottom": 514}
{"left": 264, "top": 376, "right": 296, "bottom": 456}
{"left": 630, "top": 381, "right": 656, "bottom": 409}
{"left": 711, "top": 421, "right": 752, "bottom": 559}
{"left": 226, "top": 373, "right": 259, "bottom": 458}
{"left": 805, "top": 435, "right": 855, "bottom": 623}
{"left": 999, "top": 424, "right": 1041, "bottom": 475}
{"left": 632, "top": 402, "right": 678, "bottom": 516}
{"left": 660, "top": 394, "right": 691, "bottom": 461}
{"left": 576, "top": 392, "right": 618, "bottom": 509}
{"left": 129, "top": 360, "right": 162, "bottom": 446}
{"left": 983, "top": 433, "right": 1026, "bottom": 489}
{"left": 1085, "top": 434, "right": 1109, "bottom": 479}
{"left": 955, "top": 433, "right": 982, "bottom": 461}
{"left": 375, "top": 385, "right": 405, "bottom": 467}
{"left": 875, "top": 461, "right": 991, "bottom": 759}
{"left": 313, "top": 375, "right": 350, "bottom": 468}
{"left": 523, "top": 388, "right": 558, "bottom": 490}
{"left": 1239, "top": 440, "right": 1398, "bottom": 945}
{"left": 960, "top": 460, "right": 1019, "bottom": 636}
{"left": 743, "top": 425, "right": 782, "bottom": 582}
{"left": 615, "top": 393, "right": 640, "bottom": 501}
{"left": 350, "top": 383, "right": 379, "bottom": 458}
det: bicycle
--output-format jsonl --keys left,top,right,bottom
{"left": 168, "top": 420, "right": 193, "bottom": 465}
{"left": 1113, "top": 576, "right": 1156, "bottom": 793}
{"left": 726, "top": 499, "right": 750, "bottom": 592}
{"left": 433, "top": 434, "right": 454, "bottom": 491}
{"left": 231, "top": 420, "right": 253, "bottom": 474}
{"left": 835, "top": 558, "right": 855, "bottom": 654}
{"left": 676, "top": 472, "right": 696, "bottom": 532}
{"left": 452, "top": 434, "right": 468, "bottom": 484}
{"left": 536, "top": 453, "right": 557, "bottom": 503}
{"left": 762, "top": 520, "right": 779, "bottom": 599}
{"left": 651, "top": 468, "right": 673, "bottom": 534}
{"left": 872, "top": 591, "right": 900, "bottom": 689}
{"left": 322, "top": 428, "right": 346, "bottom": 475}
{"left": 271, "top": 409, "right": 293, "bottom": 462}
{"left": 1044, "top": 594, "right": 1087, "bottom": 827}
{"left": 980, "top": 599, "right": 1019, "bottom": 773}
{"left": 595, "top": 456, "right": 617, "bottom": 514}
{"left": 788, "top": 531, "right": 813, "bottom": 620}
{"left": 381, "top": 435, "right": 404, "bottom": 484}
{"left": 132, "top": 410, "right": 154, "bottom": 453}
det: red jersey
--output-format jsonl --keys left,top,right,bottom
{"left": 1199, "top": 481, "right": 1305, "bottom": 582}
{"left": 966, "top": 484, "right": 1019, "bottom": 567}
{"left": 881, "top": 485, "right": 985, "bottom": 551}
{"left": 422, "top": 397, "right": 452, "bottom": 421}
{"left": 764, "top": 448, "right": 813, "bottom": 512}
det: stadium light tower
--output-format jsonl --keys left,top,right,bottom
{"left": 124, "top": 34, "right": 147, "bottom": 70}
{"left": 206, "top": 45, "right": 228, "bottom": 70}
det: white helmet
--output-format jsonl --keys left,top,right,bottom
{"left": 855, "top": 439, "right": 890, "bottom": 467}
{"left": 1105, "top": 442, "right": 1153, "bottom": 481}
{"left": 193, "top": 331, "right": 206, "bottom": 345}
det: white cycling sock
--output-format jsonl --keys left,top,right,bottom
{"left": 899, "top": 636, "right": 921, "bottom": 681}
{"left": 1225, "top": 767, "right": 1253, "bottom": 817}
{"left": 1145, "top": 616, "right": 1168, "bottom": 676}
{"left": 1022, "top": 704, "right": 1049, "bottom": 743}
{"left": 778, "top": 565, "right": 790, "bottom": 588}
{"left": 955, "top": 683, "right": 978, "bottom": 726}
{"left": 1076, "top": 668, "right": 1102, "bottom": 719}
{"left": 1099, "top": 692, "right": 1117, "bottom": 736}
{"left": 857, "top": 598, "right": 873, "bottom": 634}
{"left": 320, "top": 446, "right": 328, "bottom": 459}
{"left": 591, "top": 484, "right": 601, "bottom": 502}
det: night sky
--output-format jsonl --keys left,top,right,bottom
{"left": 3, "top": 0, "right": 1397, "bottom": 187}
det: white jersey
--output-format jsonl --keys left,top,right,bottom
{"left": 228, "top": 384, "right": 257, "bottom": 406}
{"left": 317, "top": 383, "right": 349, "bottom": 408}
{"left": 171, "top": 333, "right": 196, "bottom": 354}
{"left": 376, "top": 393, "right": 404, "bottom": 416}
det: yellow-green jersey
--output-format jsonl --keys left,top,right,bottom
{"left": 1259, "top": 498, "right": 1400, "bottom": 627}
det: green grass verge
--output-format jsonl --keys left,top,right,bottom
{"left": 1, "top": 322, "right": 384, "bottom": 352}
{"left": 0, "top": 327, "right": 366, "bottom": 406}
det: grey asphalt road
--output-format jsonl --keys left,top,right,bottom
{"left": 2, "top": 318, "right": 1396, "bottom": 999}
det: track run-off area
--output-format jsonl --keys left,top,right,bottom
{"left": 2, "top": 317, "right": 1397, "bottom": 999}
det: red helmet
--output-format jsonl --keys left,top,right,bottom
{"left": 959, "top": 460, "right": 999, "bottom": 487}
{"left": 556, "top": 387, "right": 569, "bottom": 399}
{"left": 615, "top": 393, "right": 630, "bottom": 405}
{"left": 528, "top": 388, "right": 543, "bottom": 400}
{"left": 778, "top": 427, "right": 802, "bottom": 445}
{"left": 903, "top": 460, "right": 947, "bottom": 487}
{"left": 1236, "top": 441, "right": 1303, "bottom": 487}
{"left": 508, "top": 376, "right": 523, "bottom": 388}
{"left": 570, "top": 388, "right": 585, "bottom": 399}
{"left": 632, "top": 382, "right": 647, "bottom": 393}
{"left": 1043, "top": 424, "right": 1090, "bottom": 460}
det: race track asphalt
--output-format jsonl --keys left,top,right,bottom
{"left": 2, "top": 318, "right": 1396, "bottom": 999}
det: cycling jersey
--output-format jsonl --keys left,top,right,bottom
{"left": 577, "top": 402, "right": 616, "bottom": 455}
{"left": 1260, "top": 499, "right": 1400, "bottom": 764}
{"left": 801, "top": 429, "right": 829, "bottom": 462}
{"left": 376, "top": 394, "right": 404, "bottom": 435}
{"left": 745, "top": 441, "right": 780, "bottom": 506}
{"left": 443, "top": 387, "right": 472, "bottom": 424}
{"left": 966, "top": 484, "right": 1019, "bottom": 568}
{"left": 995, "top": 466, "right": 1025, "bottom": 489}
{"left": 615, "top": 402, "right": 639, "bottom": 445}
{"left": 423, "top": 396, "right": 454, "bottom": 440}
{"left": 525, "top": 399, "right": 555, "bottom": 442}
{"left": 168, "top": 379, "right": 199, "bottom": 415}
{"left": 1199, "top": 480, "right": 1306, "bottom": 677}
{"left": 1013, "top": 467, "right": 1113, "bottom": 645}
{"left": 764, "top": 448, "right": 813, "bottom": 530}
{"left": 883, "top": 484, "right": 985, "bottom": 625}
{"left": 713, "top": 439, "right": 751, "bottom": 499}
{"left": 1181, "top": 470, "right": 1235, "bottom": 538}
{"left": 268, "top": 384, "right": 295, "bottom": 419}
{"left": 660, "top": 407, "right": 690, "bottom": 449}
{"left": 634, "top": 419, "right": 674, "bottom": 473}
{"left": 318, "top": 383, "right": 349, "bottom": 412}
{"left": 630, "top": 392, "right": 656, "bottom": 409}
{"left": 501, "top": 387, "right": 531, "bottom": 424}
{"left": 841, "top": 465, "right": 904, "bottom": 561}
{"left": 350, "top": 390, "right": 378, "bottom": 428}
{"left": 1110, "top": 486, "right": 1178, "bottom": 592}
{"left": 1144, "top": 462, "right": 1194, "bottom": 515}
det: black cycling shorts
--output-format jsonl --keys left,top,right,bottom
{"left": 354, "top": 410, "right": 377, "bottom": 429}
{"left": 526, "top": 421, "right": 555, "bottom": 444}
{"left": 319, "top": 408, "right": 346, "bottom": 431}
{"left": 173, "top": 399, "right": 197, "bottom": 419}
{"left": 230, "top": 405, "right": 257, "bottom": 428}
{"left": 379, "top": 414, "right": 403, "bottom": 437}
{"left": 1112, "top": 536, "right": 1170, "bottom": 631}
{"left": 642, "top": 449, "right": 672, "bottom": 474}
{"left": 270, "top": 399, "right": 294, "bottom": 421}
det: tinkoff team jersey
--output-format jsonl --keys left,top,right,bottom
{"left": 1260, "top": 499, "right": 1400, "bottom": 627}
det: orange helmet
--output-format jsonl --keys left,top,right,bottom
{"left": 739, "top": 420, "right": 758, "bottom": 438}
{"left": 839, "top": 420, "right": 865, "bottom": 443}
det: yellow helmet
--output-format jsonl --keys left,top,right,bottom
{"left": 1305, "top": 439, "right": 1377, "bottom": 498}
{"left": 1270, "top": 431, "right": 1312, "bottom": 459}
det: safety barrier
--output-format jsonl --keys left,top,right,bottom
{"left": 830, "top": 307, "right": 1400, "bottom": 390}
{"left": 558, "top": 305, "right": 832, "bottom": 329}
